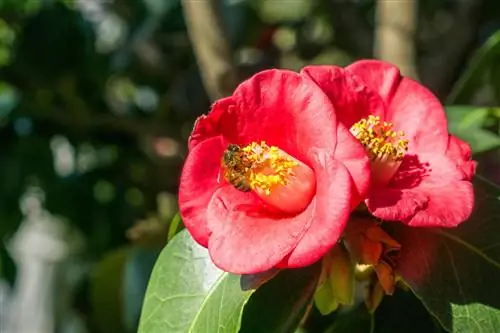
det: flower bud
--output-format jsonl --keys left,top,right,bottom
{"left": 313, "top": 243, "right": 354, "bottom": 315}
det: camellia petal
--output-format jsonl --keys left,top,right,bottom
{"left": 206, "top": 185, "right": 314, "bottom": 274}
{"left": 210, "top": 69, "right": 339, "bottom": 164}
{"left": 445, "top": 135, "right": 477, "bottom": 180}
{"left": 345, "top": 59, "right": 401, "bottom": 105}
{"left": 299, "top": 66, "right": 373, "bottom": 206}
{"left": 280, "top": 152, "right": 352, "bottom": 268}
{"left": 346, "top": 60, "right": 449, "bottom": 155}
{"left": 178, "top": 136, "right": 225, "bottom": 247}
{"left": 385, "top": 77, "right": 449, "bottom": 155}
{"left": 333, "top": 123, "right": 372, "bottom": 209}
{"left": 368, "top": 153, "right": 473, "bottom": 227}
{"left": 300, "top": 65, "right": 385, "bottom": 128}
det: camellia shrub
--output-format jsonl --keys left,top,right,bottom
{"left": 138, "top": 60, "right": 500, "bottom": 333}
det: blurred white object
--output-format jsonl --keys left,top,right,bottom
{"left": 0, "top": 279, "right": 11, "bottom": 332}
{"left": 4, "top": 187, "right": 87, "bottom": 333}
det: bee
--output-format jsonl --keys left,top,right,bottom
{"left": 221, "top": 144, "right": 252, "bottom": 192}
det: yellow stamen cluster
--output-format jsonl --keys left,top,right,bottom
{"left": 350, "top": 115, "right": 408, "bottom": 162}
{"left": 242, "top": 141, "right": 297, "bottom": 195}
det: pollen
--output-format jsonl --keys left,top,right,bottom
{"left": 220, "top": 141, "right": 315, "bottom": 214}
{"left": 350, "top": 115, "right": 408, "bottom": 163}
{"left": 241, "top": 141, "right": 298, "bottom": 195}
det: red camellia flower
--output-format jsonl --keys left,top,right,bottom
{"left": 302, "top": 60, "right": 476, "bottom": 228}
{"left": 179, "top": 69, "right": 371, "bottom": 274}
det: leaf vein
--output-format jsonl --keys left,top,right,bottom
{"left": 437, "top": 230, "right": 500, "bottom": 270}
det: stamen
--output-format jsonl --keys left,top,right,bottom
{"left": 350, "top": 115, "right": 408, "bottom": 186}
{"left": 241, "top": 142, "right": 298, "bottom": 195}
{"left": 220, "top": 141, "right": 315, "bottom": 214}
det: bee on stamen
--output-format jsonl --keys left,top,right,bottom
{"left": 221, "top": 144, "right": 252, "bottom": 192}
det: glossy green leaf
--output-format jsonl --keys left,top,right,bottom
{"left": 240, "top": 262, "right": 321, "bottom": 333}
{"left": 167, "top": 213, "right": 184, "bottom": 242}
{"left": 393, "top": 177, "right": 500, "bottom": 333}
{"left": 373, "top": 290, "right": 444, "bottom": 333}
{"left": 324, "top": 305, "right": 373, "bottom": 333}
{"left": 137, "top": 230, "right": 274, "bottom": 333}
{"left": 324, "top": 290, "right": 443, "bottom": 333}
{"left": 90, "top": 247, "right": 131, "bottom": 333}
{"left": 445, "top": 106, "right": 500, "bottom": 154}
{"left": 447, "top": 31, "right": 500, "bottom": 104}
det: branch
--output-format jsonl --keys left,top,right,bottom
{"left": 374, "top": 0, "right": 419, "bottom": 80}
{"left": 181, "top": 0, "right": 238, "bottom": 101}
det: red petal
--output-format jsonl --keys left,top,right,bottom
{"left": 188, "top": 97, "right": 234, "bottom": 150}
{"left": 346, "top": 59, "right": 401, "bottom": 105}
{"left": 347, "top": 60, "right": 449, "bottom": 155}
{"left": 446, "top": 135, "right": 477, "bottom": 180}
{"left": 179, "top": 136, "right": 225, "bottom": 247}
{"left": 405, "top": 180, "right": 473, "bottom": 227}
{"left": 334, "top": 123, "right": 371, "bottom": 209}
{"left": 206, "top": 185, "right": 314, "bottom": 274}
{"left": 253, "top": 153, "right": 316, "bottom": 214}
{"left": 280, "top": 151, "right": 352, "bottom": 268}
{"left": 386, "top": 77, "right": 448, "bottom": 154}
{"left": 367, "top": 153, "right": 474, "bottom": 227}
{"left": 366, "top": 187, "right": 428, "bottom": 222}
{"left": 211, "top": 69, "right": 339, "bottom": 165}
{"left": 299, "top": 66, "right": 373, "bottom": 206}
{"left": 300, "top": 65, "right": 385, "bottom": 128}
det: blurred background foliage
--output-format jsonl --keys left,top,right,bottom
{"left": 1, "top": 0, "right": 500, "bottom": 332}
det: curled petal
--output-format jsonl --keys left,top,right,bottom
{"left": 206, "top": 186, "right": 313, "bottom": 274}
{"left": 280, "top": 151, "right": 352, "bottom": 268}
{"left": 179, "top": 136, "right": 225, "bottom": 247}
{"left": 346, "top": 59, "right": 401, "bottom": 105}
{"left": 446, "top": 135, "right": 477, "bottom": 180}
{"left": 300, "top": 65, "right": 385, "bottom": 128}
{"left": 367, "top": 153, "right": 474, "bottom": 227}
{"left": 347, "top": 60, "right": 448, "bottom": 154}
{"left": 188, "top": 97, "right": 234, "bottom": 150}
{"left": 405, "top": 180, "right": 473, "bottom": 227}
{"left": 334, "top": 123, "right": 371, "bottom": 209}
{"left": 386, "top": 77, "right": 448, "bottom": 154}
{"left": 210, "top": 69, "right": 339, "bottom": 165}
{"left": 299, "top": 66, "right": 373, "bottom": 206}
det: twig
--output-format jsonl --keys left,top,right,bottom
{"left": 181, "top": 0, "right": 238, "bottom": 101}
{"left": 374, "top": 0, "right": 419, "bottom": 80}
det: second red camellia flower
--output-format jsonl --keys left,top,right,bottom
{"left": 302, "top": 60, "right": 476, "bottom": 228}
{"left": 179, "top": 69, "right": 371, "bottom": 274}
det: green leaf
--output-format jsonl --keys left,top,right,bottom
{"left": 138, "top": 230, "right": 273, "bottom": 333}
{"left": 240, "top": 262, "right": 321, "bottom": 333}
{"left": 324, "top": 305, "right": 373, "bottom": 333}
{"left": 445, "top": 106, "right": 490, "bottom": 130}
{"left": 393, "top": 176, "right": 500, "bottom": 333}
{"left": 447, "top": 31, "right": 500, "bottom": 104}
{"left": 90, "top": 246, "right": 131, "bottom": 333}
{"left": 445, "top": 106, "right": 500, "bottom": 154}
{"left": 167, "top": 213, "right": 183, "bottom": 242}
{"left": 373, "top": 290, "right": 444, "bottom": 333}
{"left": 324, "top": 290, "right": 444, "bottom": 333}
